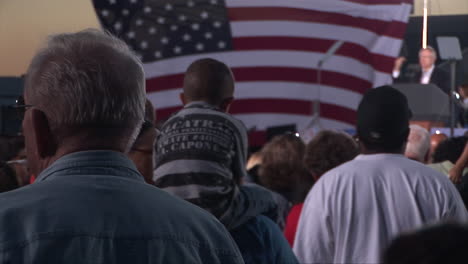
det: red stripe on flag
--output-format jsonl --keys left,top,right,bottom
{"left": 228, "top": 7, "right": 407, "bottom": 39}
{"left": 146, "top": 66, "right": 371, "bottom": 94}
{"left": 146, "top": 74, "right": 182, "bottom": 93}
{"left": 156, "top": 106, "right": 182, "bottom": 121}
{"left": 231, "top": 67, "right": 371, "bottom": 94}
{"left": 155, "top": 99, "right": 357, "bottom": 125}
{"left": 232, "top": 37, "right": 395, "bottom": 73}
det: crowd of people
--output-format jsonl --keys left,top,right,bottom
{"left": 0, "top": 29, "right": 468, "bottom": 263}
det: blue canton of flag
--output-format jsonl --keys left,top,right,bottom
{"left": 93, "top": 0, "right": 233, "bottom": 63}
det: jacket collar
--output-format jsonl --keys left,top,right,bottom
{"left": 35, "top": 150, "right": 143, "bottom": 182}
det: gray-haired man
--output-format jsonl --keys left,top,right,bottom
{"left": 0, "top": 29, "right": 243, "bottom": 263}
{"left": 405, "top": 124, "right": 431, "bottom": 163}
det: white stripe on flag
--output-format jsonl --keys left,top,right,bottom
{"left": 230, "top": 21, "right": 403, "bottom": 57}
{"left": 147, "top": 82, "right": 362, "bottom": 111}
{"left": 144, "top": 50, "right": 377, "bottom": 82}
{"left": 226, "top": 0, "right": 412, "bottom": 23}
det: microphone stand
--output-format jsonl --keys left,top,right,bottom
{"left": 449, "top": 59, "right": 456, "bottom": 137}
{"left": 305, "top": 40, "right": 345, "bottom": 132}
{"left": 307, "top": 60, "right": 324, "bottom": 130}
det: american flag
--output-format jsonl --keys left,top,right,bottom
{"left": 92, "top": 0, "right": 412, "bottom": 144}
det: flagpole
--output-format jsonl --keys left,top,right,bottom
{"left": 422, "top": 0, "right": 428, "bottom": 48}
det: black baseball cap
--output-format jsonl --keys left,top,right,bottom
{"left": 357, "top": 86, "right": 412, "bottom": 148}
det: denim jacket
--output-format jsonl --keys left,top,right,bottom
{"left": 230, "top": 215, "right": 299, "bottom": 264}
{"left": 0, "top": 151, "right": 244, "bottom": 264}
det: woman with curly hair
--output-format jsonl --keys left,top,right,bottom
{"left": 284, "top": 130, "right": 359, "bottom": 246}
{"left": 258, "top": 134, "right": 311, "bottom": 206}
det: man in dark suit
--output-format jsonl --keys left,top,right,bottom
{"left": 393, "top": 46, "right": 450, "bottom": 94}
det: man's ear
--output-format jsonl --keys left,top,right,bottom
{"left": 30, "top": 109, "right": 57, "bottom": 158}
{"left": 179, "top": 93, "right": 187, "bottom": 105}
{"left": 220, "top": 97, "right": 234, "bottom": 113}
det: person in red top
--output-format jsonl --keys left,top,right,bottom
{"left": 283, "top": 130, "right": 359, "bottom": 246}
{"left": 283, "top": 203, "right": 304, "bottom": 246}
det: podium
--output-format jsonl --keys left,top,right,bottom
{"left": 391, "top": 84, "right": 449, "bottom": 130}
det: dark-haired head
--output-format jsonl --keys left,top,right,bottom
{"left": 181, "top": 58, "right": 234, "bottom": 112}
{"left": 383, "top": 223, "right": 468, "bottom": 264}
{"left": 258, "top": 134, "right": 311, "bottom": 203}
{"left": 432, "top": 136, "right": 467, "bottom": 164}
{"left": 304, "top": 130, "right": 359, "bottom": 180}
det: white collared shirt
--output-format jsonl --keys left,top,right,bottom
{"left": 420, "top": 65, "right": 435, "bottom": 84}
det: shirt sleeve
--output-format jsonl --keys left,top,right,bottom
{"left": 293, "top": 180, "right": 335, "bottom": 264}
{"left": 231, "top": 118, "right": 249, "bottom": 184}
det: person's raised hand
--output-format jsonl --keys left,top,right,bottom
{"left": 393, "top": 57, "right": 406, "bottom": 72}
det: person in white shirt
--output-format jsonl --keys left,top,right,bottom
{"left": 393, "top": 46, "right": 450, "bottom": 94}
{"left": 417, "top": 47, "right": 436, "bottom": 85}
{"left": 293, "top": 86, "right": 468, "bottom": 264}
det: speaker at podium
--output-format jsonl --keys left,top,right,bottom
{"left": 391, "top": 84, "right": 449, "bottom": 130}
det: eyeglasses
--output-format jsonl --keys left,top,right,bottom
{"left": 12, "top": 95, "right": 33, "bottom": 120}
{"left": 130, "top": 121, "right": 160, "bottom": 154}
{"left": 6, "top": 159, "right": 27, "bottom": 166}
